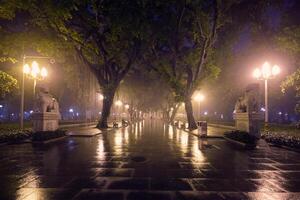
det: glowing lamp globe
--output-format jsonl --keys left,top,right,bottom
{"left": 41, "top": 67, "right": 48, "bottom": 78}
{"left": 262, "top": 62, "right": 271, "bottom": 79}
{"left": 272, "top": 65, "right": 280, "bottom": 76}
{"left": 115, "top": 100, "right": 123, "bottom": 106}
{"left": 193, "top": 93, "right": 205, "bottom": 102}
{"left": 23, "top": 64, "right": 31, "bottom": 74}
{"left": 253, "top": 68, "right": 261, "bottom": 79}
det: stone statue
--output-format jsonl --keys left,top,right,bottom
{"left": 32, "top": 84, "right": 60, "bottom": 132}
{"left": 34, "top": 85, "right": 60, "bottom": 114}
{"left": 234, "top": 83, "right": 260, "bottom": 114}
{"left": 233, "top": 83, "right": 263, "bottom": 138}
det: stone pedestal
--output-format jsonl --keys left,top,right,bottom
{"left": 32, "top": 112, "right": 60, "bottom": 132}
{"left": 234, "top": 112, "right": 264, "bottom": 138}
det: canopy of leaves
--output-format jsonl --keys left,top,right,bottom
{"left": 281, "top": 69, "right": 300, "bottom": 113}
{"left": 0, "top": 70, "right": 18, "bottom": 99}
{"left": 144, "top": 0, "right": 232, "bottom": 101}
{"left": 26, "top": 0, "right": 149, "bottom": 93}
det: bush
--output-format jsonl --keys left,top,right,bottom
{"left": 0, "top": 129, "right": 32, "bottom": 144}
{"left": 224, "top": 130, "right": 258, "bottom": 145}
{"left": 263, "top": 132, "right": 300, "bottom": 149}
{"left": 32, "top": 129, "right": 66, "bottom": 142}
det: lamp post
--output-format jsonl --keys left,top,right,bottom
{"left": 193, "top": 93, "right": 205, "bottom": 121}
{"left": 253, "top": 61, "right": 280, "bottom": 123}
{"left": 20, "top": 55, "right": 51, "bottom": 129}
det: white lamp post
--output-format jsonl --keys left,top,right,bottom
{"left": 20, "top": 56, "right": 50, "bottom": 129}
{"left": 253, "top": 61, "right": 280, "bottom": 123}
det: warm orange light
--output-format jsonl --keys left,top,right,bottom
{"left": 23, "top": 64, "right": 30, "bottom": 74}
{"left": 98, "top": 94, "right": 104, "bottom": 100}
{"left": 253, "top": 68, "right": 261, "bottom": 79}
{"left": 31, "top": 61, "right": 40, "bottom": 78}
{"left": 193, "top": 93, "right": 205, "bottom": 102}
{"left": 40, "top": 67, "right": 48, "bottom": 78}
{"left": 253, "top": 62, "right": 280, "bottom": 80}
{"left": 125, "top": 104, "right": 129, "bottom": 109}
{"left": 261, "top": 61, "right": 271, "bottom": 78}
{"left": 272, "top": 65, "right": 280, "bottom": 76}
{"left": 115, "top": 100, "right": 123, "bottom": 106}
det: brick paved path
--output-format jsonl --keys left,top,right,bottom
{"left": 1, "top": 120, "right": 300, "bottom": 200}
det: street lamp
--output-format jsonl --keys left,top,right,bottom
{"left": 20, "top": 55, "right": 52, "bottom": 129}
{"left": 253, "top": 61, "right": 280, "bottom": 123}
{"left": 193, "top": 93, "right": 205, "bottom": 120}
{"left": 98, "top": 94, "right": 104, "bottom": 100}
{"left": 115, "top": 100, "right": 123, "bottom": 107}
{"left": 23, "top": 61, "right": 48, "bottom": 95}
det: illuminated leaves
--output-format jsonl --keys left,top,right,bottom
{"left": 0, "top": 71, "right": 18, "bottom": 99}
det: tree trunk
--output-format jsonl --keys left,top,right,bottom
{"left": 97, "top": 89, "right": 115, "bottom": 128}
{"left": 184, "top": 98, "right": 197, "bottom": 130}
{"left": 169, "top": 104, "right": 179, "bottom": 124}
{"left": 162, "top": 108, "right": 170, "bottom": 122}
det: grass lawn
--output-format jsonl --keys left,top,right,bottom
{"left": 0, "top": 122, "right": 32, "bottom": 131}
{"left": 0, "top": 120, "right": 96, "bottom": 135}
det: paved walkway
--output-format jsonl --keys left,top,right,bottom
{"left": 0, "top": 120, "right": 300, "bottom": 200}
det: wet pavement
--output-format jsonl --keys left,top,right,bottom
{"left": 1, "top": 120, "right": 300, "bottom": 200}
{"left": 185, "top": 125, "right": 231, "bottom": 137}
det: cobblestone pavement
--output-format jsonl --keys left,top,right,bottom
{"left": 1, "top": 120, "right": 300, "bottom": 200}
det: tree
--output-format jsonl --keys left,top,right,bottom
{"left": 281, "top": 69, "right": 300, "bottom": 113}
{"left": 279, "top": 27, "right": 300, "bottom": 113}
{"left": 0, "top": 71, "right": 18, "bottom": 99}
{"left": 145, "top": 0, "right": 231, "bottom": 129}
{"left": 28, "top": 1, "right": 148, "bottom": 128}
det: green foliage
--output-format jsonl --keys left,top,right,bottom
{"left": 0, "top": 129, "right": 32, "bottom": 144}
{"left": 281, "top": 69, "right": 300, "bottom": 113}
{"left": 0, "top": 70, "right": 18, "bottom": 99}
{"left": 0, "top": 0, "right": 25, "bottom": 20}
{"left": 276, "top": 26, "right": 300, "bottom": 55}
{"left": 277, "top": 26, "right": 300, "bottom": 113}
{"left": 224, "top": 130, "right": 258, "bottom": 145}
{"left": 32, "top": 129, "right": 66, "bottom": 142}
{"left": 147, "top": 0, "right": 234, "bottom": 102}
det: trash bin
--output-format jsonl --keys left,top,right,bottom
{"left": 197, "top": 121, "right": 207, "bottom": 137}
{"left": 201, "top": 121, "right": 207, "bottom": 137}
{"left": 197, "top": 121, "right": 202, "bottom": 134}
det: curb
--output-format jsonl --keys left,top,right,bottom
{"left": 32, "top": 136, "right": 68, "bottom": 144}
{"left": 223, "top": 136, "right": 256, "bottom": 149}
{"left": 59, "top": 122, "right": 97, "bottom": 129}
{"left": 208, "top": 123, "right": 236, "bottom": 130}
{"left": 173, "top": 125, "right": 224, "bottom": 139}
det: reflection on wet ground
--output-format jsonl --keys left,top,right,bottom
{"left": 1, "top": 120, "right": 300, "bottom": 200}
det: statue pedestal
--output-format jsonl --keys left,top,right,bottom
{"left": 32, "top": 112, "right": 60, "bottom": 132}
{"left": 234, "top": 112, "right": 264, "bottom": 138}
